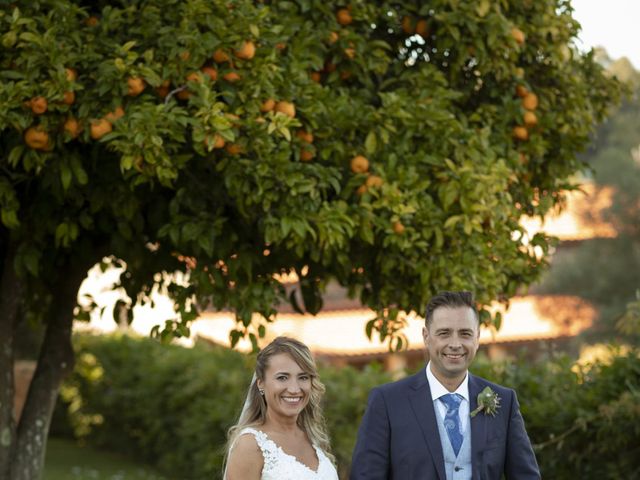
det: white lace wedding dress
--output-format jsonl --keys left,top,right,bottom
{"left": 237, "top": 427, "right": 339, "bottom": 480}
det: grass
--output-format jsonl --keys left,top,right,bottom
{"left": 44, "top": 437, "right": 167, "bottom": 480}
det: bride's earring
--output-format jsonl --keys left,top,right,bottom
{"left": 259, "top": 388, "right": 265, "bottom": 396}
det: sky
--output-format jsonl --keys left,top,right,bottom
{"left": 572, "top": 0, "right": 639, "bottom": 68}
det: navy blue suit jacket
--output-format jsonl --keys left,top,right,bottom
{"left": 350, "top": 370, "right": 540, "bottom": 480}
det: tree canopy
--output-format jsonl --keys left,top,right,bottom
{"left": 0, "top": 1, "right": 622, "bottom": 478}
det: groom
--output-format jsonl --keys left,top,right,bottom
{"left": 351, "top": 291, "right": 540, "bottom": 479}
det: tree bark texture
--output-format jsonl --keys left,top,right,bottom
{"left": 9, "top": 259, "right": 91, "bottom": 480}
{"left": 0, "top": 243, "right": 22, "bottom": 480}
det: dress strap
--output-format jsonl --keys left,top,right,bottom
{"left": 238, "top": 427, "right": 279, "bottom": 471}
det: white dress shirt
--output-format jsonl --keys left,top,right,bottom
{"left": 425, "top": 362, "right": 470, "bottom": 433}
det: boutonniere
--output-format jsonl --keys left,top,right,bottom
{"left": 470, "top": 386, "right": 501, "bottom": 418}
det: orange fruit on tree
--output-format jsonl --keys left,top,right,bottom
{"left": 235, "top": 40, "right": 256, "bottom": 60}
{"left": 201, "top": 67, "right": 218, "bottom": 81}
{"left": 328, "top": 31, "right": 339, "bottom": 44}
{"left": 225, "top": 143, "right": 243, "bottom": 155}
{"left": 401, "top": 16, "right": 415, "bottom": 34}
{"left": 205, "top": 133, "right": 226, "bottom": 149}
{"left": 511, "top": 27, "right": 525, "bottom": 45}
{"left": 260, "top": 98, "right": 276, "bottom": 112}
{"left": 156, "top": 80, "right": 171, "bottom": 98}
{"left": 296, "top": 130, "right": 314, "bottom": 143}
{"left": 213, "top": 49, "right": 230, "bottom": 63}
{"left": 30, "top": 96, "right": 48, "bottom": 115}
{"left": 415, "top": 19, "right": 429, "bottom": 37}
{"left": 356, "top": 184, "right": 368, "bottom": 195}
{"left": 177, "top": 89, "right": 192, "bottom": 100}
{"left": 336, "top": 8, "right": 352, "bottom": 25}
{"left": 90, "top": 119, "right": 113, "bottom": 140}
{"left": 186, "top": 72, "right": 203, "bottom": 83}
{"left": 365, "top": 174, "right": 383, "bottom": 188}
{"left": 350, "top": 155, "right": 369, "bottom": 173}
{"left": 104, "top": 106, "right": 125, "bottom": 123}
{"left": 523, "top": 111, "right": 538, "bottom": 127}
{"left": 275, "top": 101, "right": 295, "bottom": 118}
{"left": 85, "top": 16, "right": 99, "bottom": 27}
{"left": 63, "top": 117, "right": 82, "bottom": 139}
{"left": 512, "top": 126, "right": 529, "bottom": 141}
{"left": 344, "top": 47, "right": 356, "bottom": 59}
{"left": 392, "top": 221, "right": 405, "bottom": 234}
{"left": 300, "top": 148, "right": 315, "bottom": 162}
{"left": 62, "top": 91, "right": 75, "bottom": 105}
{"left": 275, "top": 42, "right": 287, "bottom": 51}
{"left": 179, "top": 50, "right": 191, "bottom": 61}
{"left": 310, "top": 71, "right": 322, "bottom": 83}
{"left": 522, "top": 92, "right": 538, "bottom": 110}
{"left": 515, "top": 67, "right": 525, "bottom": 79}
{"left": 223, "top": 71, "right": 241, "bottom": 82}
{"left": 65, "top": 68, "right": 77, "bottom": 82}
{"left": 24, "top": 126, "right": 50, "bottom": 150}
{"left": 127, "top": 76, "right": 146, "bottom": 96}
{"left": 515, "top": 85, "right": 528, "bottom": 98}
{"left": 324, "top": 61, "right": 337, "bottom": 73}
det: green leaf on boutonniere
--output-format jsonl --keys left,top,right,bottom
{"left": 470, "top": 386, "right": 501, "bottom": 418}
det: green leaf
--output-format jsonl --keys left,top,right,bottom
{"left": 1, "top": 209, "right": 19, "bottom": 229}
{"left": 8, "top": 146, "right": 23, "bottom": 166}
{"left": 70, "top": 157, "right": 88, "bottom": 185}
{"left": 19, "top": 32, "right": 40, "bottom": 44}
{"left": 476, "top": 0, "right": 491, "bottom": 17}
{"left": 289, "top": 289, "right": 305, "bottom": 315}
{"left": 122, "top": 40, "right": 137, "bottom": 51}
{"left": 444, "top": 215, "right": 461, "bottom": 230}
{"left": 60, "top": 164, "right": 73, "bottom": 190}
{"left": 365, "top": 131, "right": 377, "bottom": 154}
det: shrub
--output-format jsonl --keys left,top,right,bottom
{"left": 55, "top": 335, "right": 640, "bottom": 479}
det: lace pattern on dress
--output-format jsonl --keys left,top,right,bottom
{"left": 237, "top": 427, "right": 338, "bottom": 480}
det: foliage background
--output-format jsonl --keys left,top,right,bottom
{"left": 534, "top": 64, "right": 640, "bottom": 344}
{"left": 53, "top": 334, "right": 640, "bottom": 479}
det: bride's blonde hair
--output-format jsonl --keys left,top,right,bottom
{"left": 224, "top": 336, "right": 334, "bottom": 471}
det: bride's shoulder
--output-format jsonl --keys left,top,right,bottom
{"left": 235, "top": 427, "right": 275, "bottom": 453}
{"left": 230, "top": 429, "right": 262, "bottom": 454}
{"left": 226, "top": 430, "right": 264, "bottom": 479}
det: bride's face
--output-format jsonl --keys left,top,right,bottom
{"left": 258, "top": 352, "right": 312, "bottom": 418}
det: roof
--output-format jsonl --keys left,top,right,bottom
{"left": 193, "top": 295, "right": 595, "bottom": 355}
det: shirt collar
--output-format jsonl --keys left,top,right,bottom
{"left": 425, "top": 361, "right": 469, "bottom": 402}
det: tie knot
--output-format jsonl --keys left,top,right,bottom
{"left": 440, "top": 393, "right": 462, "bottom": 410}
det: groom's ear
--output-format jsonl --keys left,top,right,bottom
{"left": 422, "top": 326, "right": 429, "bottom": 344}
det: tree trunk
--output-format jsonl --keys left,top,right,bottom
{"left": 9, "top": 260, "right": 91, "bottom": 480}
{"left": 0, "top": 243, "right": 22, "bottom": 480}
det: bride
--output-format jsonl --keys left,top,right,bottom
{"left": 224, "top": 336, "right": 338, "bottom": 480}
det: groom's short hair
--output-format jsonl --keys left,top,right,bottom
{"left": 425, "top": 291, "right": 478, "bottom": 327}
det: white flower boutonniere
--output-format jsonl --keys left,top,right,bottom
{"left": 470, "top": 386, "right": 501, "bottom": 418}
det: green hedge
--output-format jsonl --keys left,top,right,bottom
{"left": 54, "top": 334, "right": 640, "bottom": 479}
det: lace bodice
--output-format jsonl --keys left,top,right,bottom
{"left": 237, "top": 427, "right": 338, "bottom": 480}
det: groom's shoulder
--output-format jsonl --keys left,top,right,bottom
{"left": 373, "top": 370, "right": 425, "bottom": 395}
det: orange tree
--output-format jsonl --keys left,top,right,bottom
{"left": 0, "top": 1, "right": 620, "bottom": 478}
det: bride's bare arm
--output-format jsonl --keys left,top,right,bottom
{"left": 225, "top": 434, "right": 264, "bottom": 480}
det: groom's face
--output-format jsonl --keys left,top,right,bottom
{"left": 422, "top": 306, "right": 480, "bottom": 384}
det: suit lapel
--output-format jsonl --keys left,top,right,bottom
{"left": 408, "top": 371, "right": 446, "bottom": 480}
{"left": 469, "top": 374, "right": 489, "bottom": 480}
